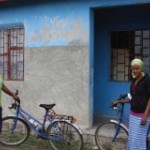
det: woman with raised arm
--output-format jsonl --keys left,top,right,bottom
{"left": 111, "top": 58, "right": 150, "bottom": 150}
{"left": 0, "top": 75, "right": 20, "bottom": 132}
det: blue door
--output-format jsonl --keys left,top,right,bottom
{"left": 93, "top": 4, "right": 150, "bottom": 122}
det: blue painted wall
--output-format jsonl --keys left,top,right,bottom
{"left": 94, "top": 4, "right": 150, "bottom": 117}
{"left": 0, "top": 1, "right": 90, "bottom": 47}
{"left": 1, "top": 0, "right": 150, "bottom": 47}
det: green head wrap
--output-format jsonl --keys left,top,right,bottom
{"left": 131, "top": 58, "right": 144, "bottom": 78}
{"left": 131, "top": 58, "right": 144, "bottom": 70}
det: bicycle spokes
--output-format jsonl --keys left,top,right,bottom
{"left": 47, "top": 121, "right": 83, "bottom": 150}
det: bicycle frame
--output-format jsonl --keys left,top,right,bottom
{"left": 11, "top": 105, "right": 64, "bottom": 142}
{"left": 111, "top": 104, "right": 129, "bottom": 142}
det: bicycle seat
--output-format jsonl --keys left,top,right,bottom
{"left": 39, "top": 104, "right": 56, "bottom": 110}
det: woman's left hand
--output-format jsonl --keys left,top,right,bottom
{"left": 141, "top": 115, "right": 147, "bottom": 126}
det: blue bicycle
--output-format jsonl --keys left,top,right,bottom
{"left": 95, "top": 94, "right": 150, "bottom": 150}
{"left": 0, "top": 90, "right": 83, "bottom": 150}
{"left": 95, "top": 94, "right": 129, "bottom": 150}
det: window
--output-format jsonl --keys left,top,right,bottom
{"left": 0, "top": 23, "right": 24, "bottom": 80}
{"left": 111, "top": 30, "right": 150, "bottom": 81}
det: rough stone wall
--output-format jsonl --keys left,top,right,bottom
{"left": 2, "top": 45, "right": 89, "bottom": 128}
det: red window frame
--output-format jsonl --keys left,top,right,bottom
{"left": 0, "top": 24, "right": 24, "bottom": 81}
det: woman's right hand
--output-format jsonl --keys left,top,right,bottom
{"left": 110, "top": 100, "right": 119, "bottom": 108}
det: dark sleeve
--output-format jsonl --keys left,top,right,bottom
{"left": 130, "top": 82, "right": 133, "bottom": 97}
{"left": 146, "top": 77, "right": 150, "bottom": 98}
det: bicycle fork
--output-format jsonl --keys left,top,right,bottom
{"left": 112, "top": 123, "right": 121, "bottom": 142}
{"left": 11, "top": 108, "right": 20, "bottom": 133}
{"left": 112, "top": 112, "right": 124, "bottom": 142}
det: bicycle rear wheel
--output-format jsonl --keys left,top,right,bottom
{"left": 46, "top": 120, "right": 83, "bottom": 150}
{"left": 95, "top": 122, "right": 128, "bottom": 150}
{"left": 0, "top": 116, "right": 30, "bottom": 146}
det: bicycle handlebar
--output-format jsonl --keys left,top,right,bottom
{"left": 111, "top": 93, "right": 128, "bottom": 112}
{"left": 117, "top": 93, "right": 127, "bottom": 100}
{"left": 8, "top": 90, "right": 20, "bottom": 110}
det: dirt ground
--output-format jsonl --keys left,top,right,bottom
{"left": 0, "top": 133, "right": 95, "bottom": 150}
{"left": 0, "top": 145, "right": 94, "bottom": 150}
{"left": 0, "top": 144, "right": 50, "bottom": 150}
{"left": 0, "top": 141, "right": 94, "bottom": 150}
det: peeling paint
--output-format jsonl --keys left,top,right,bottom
{"left": 26, "top": 16, "right": 88, "bottom": 46}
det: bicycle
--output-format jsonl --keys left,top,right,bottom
{"left": 95, "top": 93, "right": 150, "bottom": 150}
{"left": 0, "top": 90, "right": 83, "bottom": 150}
{"left": 95, "top": 94, "right": 129, "bottom": 150}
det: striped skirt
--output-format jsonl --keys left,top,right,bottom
{"left": 127, "top": 112, "right": 150, "bottom": 150}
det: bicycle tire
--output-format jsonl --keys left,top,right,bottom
{"left": 46, "top": 120, "right": 83, "bottom": 150}
{"left": 0, "top": 116, "right": 30, "bottom": 146}
{"left": 95, "top": 122, "right": 128, "bottom": 150}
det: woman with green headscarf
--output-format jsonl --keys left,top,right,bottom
{"left": 111, "top": 58, "right": 150, "bottom": 150}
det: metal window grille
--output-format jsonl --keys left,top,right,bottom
{"left": 0, "top": 24, "right": 24, "bottom": 80}
{"left": 111, "top": 30, "right": 150, "bottom": 81}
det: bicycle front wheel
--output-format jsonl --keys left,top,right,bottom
{"left": 95, "top": 122, "right": 128, "bottom": 150}
{"left": 0, "top": 116, "right": 30, "bottom": 146}
{"left": 46, "top": 120, "right": 83, "bottom": 150}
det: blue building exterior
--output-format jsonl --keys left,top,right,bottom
{"left": 93, "top": 3, "right": 150, "bottom": 120}
{"left": 1, "top": 0, "right": 150, "bottom": 127}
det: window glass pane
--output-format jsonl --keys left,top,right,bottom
{"left": 143, "top": 30, "right": 150, "bottom": 38}
{"left": 0, "top": 39, "right": 3, "bottom": 47}
{"left": 17, "top": 62, "right": 23, "bottom": 70}
{"left": 143, "top": 48, "right": 150, "bottom": 55}
{"left": 125, "top": 67, "right": 129, "bottom": 75}
{"left": 11, "top": 64, "right": 17, "bottom": 79}
{"left": 4, "top": 62, "right": 7, "bottom": 70}
{"left": 4, "top": 44, "right": 8, "bottom": 53}
{"left": 0, "top": 31, "right": 3, "bottom": 39}
{"left": 143, "top": 39, "right": 150, "bottom": 48}
{"left": 117, "top": 64, "right": 124, "bottom": 72}
{"left": 4, "top": 56, "right": 7, "bottom": 62}
{"left": 135, "top": 31, "right": 142, "bottom": 36}
{"left": 135, "top": 37, "right": 142, "bottom": 45}
{"left": 143, "top": 57, "right": 149, "bottom": 66}
{"left": 0, "top": 57, "right": 3, "bottom": 74}
{"left": 135, "top": 46, "right": 141, "bottom": 54}
{"left": 117, "top": 73, "right": 124, "bottom": 81}
{"left": 144, "top": 67, "right": 149, "bottom": 73}
{"left": 0, "top": 57, "right": 3, "bottom": 63}
{"left": 19, "top": 50, "right": 23, "bottom": 61}
{"left": 4, "top": 70, "right": 7, "bottom": 79}
{"left": 117, "top": 55, "right": 124, "bottom": 63}
{"left": 125, "top": 58, "right": 129, "bottom": 66}
{"left": 17, "top": 71, "right": 23, "bottom": 79}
